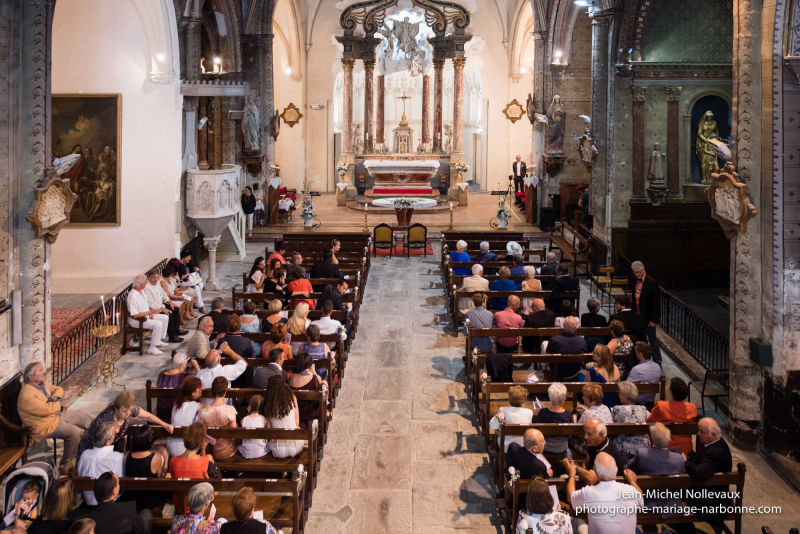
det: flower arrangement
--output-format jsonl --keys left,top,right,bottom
{"left": 301, "top": 179, "right": 315, "bottom": 221}
{"left": 393, "top": 198, "right": 413, "bottom": 209}
{"left": 336, "top": 162, "right": 348, "bottom": 179}
{"left": 455, "top": 162, "right": 469, "bottom": 176}
{"left": 497, "top": 196, "right": 510, "bottom": 220}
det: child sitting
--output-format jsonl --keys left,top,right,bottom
{"left": 2, "top": 480, "right": 41, "bottom": 532}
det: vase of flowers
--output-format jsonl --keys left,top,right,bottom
{"left": 336, "top": 162, "right": 349, "bottom": 181}
{"left": 497, "top": 196, "right": 510, "bottom": 228}
{"left": 455, "top": 162, "right": 469, "bottom": 181}
{"left": 393, "top": 198, "right": 413, "bottom": 226}
{"left": 301, "top": 179, "right": 315, "bottom": 227}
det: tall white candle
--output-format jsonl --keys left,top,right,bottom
{"left": 364, "top": 203, "right": 368, "bottom": 211}
{"left": 111, "top": 296, "right": 115, "bottom": 324}
{"left": 100, "top": 296, "right": 106, "bottom": 324}
{"left": 449, "top": 202, "right": 453, "bottom": 210}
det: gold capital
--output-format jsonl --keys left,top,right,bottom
{"left": 342, "top": 58, "right": 355, "bottom": 70}
{"left": 665, "top": 86, "right": 682, "bottom": 101}
{"left": 432, "top": 58, "right": 445, "bottom": 70}
{"left": 452, "top": 57, "right": 466, "bottom": 70}
{"left": 631, "top": 86, "right": 647, "bottom": 102}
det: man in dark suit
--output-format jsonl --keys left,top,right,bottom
{"left": 685, "top": 418, "right": 733, "bottom": 529}
{"left": 316, "top": 278, "right": 348, "bottom": 311}
{"left": 522, "top": 298, "right": 556, "bottom": 353}
{"left": 202, "top": 297, "right": 229, "bottom": 333}
{"left": 507, "top": 429, "right": 552, "bottom": 479}
{"left": 610, "top": 293, "right": 645, "bottom": 335}
{"left": 572, "top": 418, "right": 629, "bottom": 484}
{"left": 511, "top": 154, "right": 527, "bottom": 194}
{"left": 630, "top": 260, "right": 661, "bottom": 363}
{"left": 537, "top": 251, "right": 559, "bottom": 276}
{"left": 252, "top": 348, "right": 288, "bottom": 388}
{"left": 630, "top": 423, "right": 685, "bottom": 515}
{"left": 544, "top": 263, "right": 579, "bottom": 311}
{"left": 71, "top": 472, "right": 147, "bottom": 534}
{"left": 546, "top": 316, "right": 587, "bottom": 379}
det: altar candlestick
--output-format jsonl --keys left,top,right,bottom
{"left": 100, "top": 296, "right": 106, "bottom": 324}
{"left": 449, "top": 202, "right": 453, "bottom": 210}
{"left": 116, "top": 311, "right": 119, "bottom": 327}
{"left": 111, "top": 297, "right": 115, "bottom": 324}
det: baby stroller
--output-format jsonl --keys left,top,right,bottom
{"left": 1, "top": 461, "right": 55, "bottom": 526}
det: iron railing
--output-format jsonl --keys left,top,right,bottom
{"left": 50, "top": 258, "right": 169, "bottom": 384}
{"left": 659, "top": 288, "right": 729, "bottom": 371}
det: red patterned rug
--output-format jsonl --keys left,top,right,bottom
{"left": 51, "top": 308, "right": 95, "bottom": 340}
{"left": 373, "top": 243, "right": 434, "bottom": 256}
{"left": 372, "top": 188, "right": 434, "bottom": 195}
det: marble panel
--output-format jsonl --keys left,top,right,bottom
{"left": 346, "top": 489, "right": 412, "bottom": 532}
{"left": 350, "top": 436, "right": 413, "bottom": 489}
{"left": 411, "top": 420, "right": 460, "bottom": 463}
{"left": 359, "top": 400, "right": 412, "bottom": 435}
{"left": 363, "top": 370, "right": 412, "bottom": 401}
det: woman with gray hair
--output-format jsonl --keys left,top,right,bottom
{"left": 459, "top": 263, "right": 489, "bottom": 314}
{"left": 520, "top": 265, "right": 542, "bottom": 314}
{"left": 533, "top": 383, "right": 572, "bottom": 454}
{"left": 449, "top": 240, "right": 471, "bottom": 276}
{"left": 171, "top": 482, "right": 218, "bottom": 534}
{"left": 611, "top": 381, "right": 650, "bottom": 457}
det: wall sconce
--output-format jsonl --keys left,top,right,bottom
{"left": 213, "top": 56, "right": 222, "bottom": 74}
{"left": 284, "top": 66, "right": 292, "bottom": 76}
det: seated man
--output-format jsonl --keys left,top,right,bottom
{"left": 610, "top": 293, "right": 645, "bottom": 335}
{"left": 176, "top": 250, "right": 206, "bottom": 313}
{"left": 626, "top": 341, "right": 662, "bottom": 405}
{"left": 630, "top": 423, "right": 685, "bottom": 515}
{"left": 685, "top": 417, "right": 733, "bottom": 529}
{"left": 186, "top": 316, "right": 214, "bottom": 360}
{"left": 311, "top": 299, "right": 348, "bottom": 348}
{"left": 576, "top": 418, "right": 629, "bottom": 484}
{"left": 17, "top": 362, "right": 92, "bottom": 469}
{"left": 216, "top": 314, "right": 256, "bottom": 359}
{"left": 493, "top": 295, "right": 524, "bottom": 353}
{"left": 253, "top": 348, "right": 288, "bottom": 388}
{"left": 202, "top": 297, "right": 229, "bottom": 333}
{"left": 465, "top": 293, "right": 493, "bottom": 353}
{"left": 507, "top": 429, "right": 553, "bottom": 479}
{"left": 476, "top": 241, "right": 497, "bottom": 275}
{"left": 71, "top": 472, "right": 146, "bottom": 534}
{"left": 316, "top": 278, "right": 348, "bottom": 311}
{"left": 544, "top": 263, "right": 579, "bottom": 310}
{"left": 268, "top": 240, "right": 287, "bottom": 265}
{"left": 537, "top": 251, "right": 558, "bottom": 276}
{"left": 76, "top": 422, "right": 124, "bottom": 505}
{"left": 509, "top": 254, "right": 525, "bottom": 277}
{"left": 196, "top": 347, "right": 248, "bottom": 399}
{"left": 284, "top": 252, "right": 307, "bottom": 281}
{"left": 521, "top": 298, "right": 556, "bottom": 353}
{"left": 459, "top": 264, "right": 489, "bottom": 314}
{"left": 143, "top": 269, "right": 185, "bottom": 343}
{"left": 127, "top": 274, "right": 170, "bottom": 355}
{"left": 546, "top": 316, "right": 587, "bottom": 380}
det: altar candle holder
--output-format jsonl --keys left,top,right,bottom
{"left": 92, "top": 323, "right": 124, "bottom": 389}
{"left": 362, "top": 204, "right": 369, "bottom": 232}
{"left": 448, "top": 204, "right": 455, "bottom": 231}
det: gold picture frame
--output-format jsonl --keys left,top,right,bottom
{"left": 503, "top": 99, "right": 525, "bottom": 124}
{"left": 280, "top": 103, "right": 303, "bottom": 128}
{"left": 52, "top": 94, "right": 122, "bottom": 226}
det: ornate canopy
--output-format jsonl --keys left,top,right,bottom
{"left": 340, "top": 0, "right": 470, "bottom": 36}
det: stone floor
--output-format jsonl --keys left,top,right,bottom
{"left": 60, "top": 242, "right": 800, "bottom": 533}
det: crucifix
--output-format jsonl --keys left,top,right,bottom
{"left": 398, "top": 92, "right": 411, "bottom": 126}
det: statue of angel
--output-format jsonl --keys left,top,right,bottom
{"left": 394, "top": 17, "right": 420, "bottom": 56}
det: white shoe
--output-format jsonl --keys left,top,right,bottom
{"left": 146, "top": 348, "right": 163, "bottom": 355}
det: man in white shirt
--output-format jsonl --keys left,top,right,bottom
{"left": 310, "top": 299, "right": 347, "bottom": 349}
{"left": 195, "top": 347, "right": 247, "bottom": 405}
{"left": 564, "top": 452, "right": 643, "bottom": 534}
{"left": 143, "top": 270, "right": 185, "bottom": 343}
{"left": 126, "top": 274, "right": 170, "bottom": 355}
{"left": 76, "top": 421, "right": 124, "bottom": 505}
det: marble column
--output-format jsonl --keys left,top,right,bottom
{"left": 452, "top": 57, "right": 465, "bottom": 156}
{"left": 589, "top": 11, "right": 611, "bottom": 231}
{"left": 198, "top": 98, "right": 210, "bottom": 170}
{"left": 342, "top": 58, "right": 355, "bottom": 154}
{"left": 422, "top": 74, "right": 431, "bottom": 148}
{"left": 631, "top": 86, "right": 647, "bottom": 199}
{"left": 183, "top": 18, "right": 202, "bottom": 81}
{"left": 376, "top": 74, "right": 385, "bottom": 147}
{"left": 665, "top": 86, "right": 682, "bottom": 197}
{"left": 202, "top": 237, "right": 222, "bottom": 290}
{"left": 432, "top": 59, "right": 444, "bottom": 152}
{"left": 363, "top": 59, "right": 374, "bottom": 153}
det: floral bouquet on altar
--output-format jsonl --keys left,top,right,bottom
{"left": 393, "top": 198, "right": 413, "bottom": 209}
{"left": 497, "top": 196, "right": 510, "bottom": 220}
{"left": 455, "top": 162, "right": 469, "bottom": 178}
{"left": 301, "top": 179, "right": 315, "bottom": 225}
{"left": 336, "top": 162, "right": 348, "bottom": 179}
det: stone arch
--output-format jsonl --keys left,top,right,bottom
{"left": 508, "top": 0, "right": 535, "bottom": 81}
{"left": 273, "top": 0, "right": 302, "bottom": 82}
{"left": 131, "top": 0, "right": 180, "bottom": 83}
{"left": 547, "top": 0, "right": 583, "bottom": 68}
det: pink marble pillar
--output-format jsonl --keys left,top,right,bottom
{"left": 432, "top": 58, "right": 444, "bottom": 152}
{"left": 342, "top": 58, "right": 355, "bottom": 153}
{"left": 452, "top": 57, "right": 465, "bottom": 154}
{"left": 363, "top": 59, "right": 374, "bottom": 152}
{"left": 376, "top": 74, "right": 385, "bottom": 146}
{"left": 422, "top": 74, "right": 431, "bottom": 146}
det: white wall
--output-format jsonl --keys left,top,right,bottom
{"left": 274, "top": 19, "right": 306, "bottom": 189}
{"left": 51, "top": 0, "right": 182, "bottom": 293}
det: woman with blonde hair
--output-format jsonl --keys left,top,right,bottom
{"left": 287, "top": 301, "right": 311, "bottom": 354}
{"left": 575, "top": 383, "right": 613, "bottom": 424}
{"left": 579, "top": 344, "right": 620, "bottom": 407}
{"left": 489, "top": 385, "right": 533, "bottom": 452}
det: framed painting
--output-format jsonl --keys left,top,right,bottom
{"left": 52, "top": 94, "right": 121, "bottom": 225}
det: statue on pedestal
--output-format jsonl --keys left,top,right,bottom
{"left": 545, "top": 94, "right": 565, "bottom": 155}
{"left": 647, "top": 142, "right": 668, "bottom": 206}
{"left": 242, "top": 94, "right": 260, "bottom": 154}
{"left": 576, "top": 128, "right": 597, "bottom": 174}
{"left": 353, "top": 123, "right": 364, "bottom": 154}
{"left": 696, "top": 110, "right": 720, "bottom": 184}
{"left": 443, "top": 123, "right": 453, "bottom": 154}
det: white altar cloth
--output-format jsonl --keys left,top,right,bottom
{"left": 371, "top": 197, "right": 437, "bottom": 209}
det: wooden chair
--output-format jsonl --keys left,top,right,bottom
{"left": 120, "top": 303, "right": 145, "bottom": 355}
{"left": 404, "top": 223, "right": 428, "bottom": 257}
{"left": 373, "top": 223, "right": 394, "bottom": 257}
{"left": 689, "top": 369, "right": 729, "bottom": 416}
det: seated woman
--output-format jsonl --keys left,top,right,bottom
{"left": 264, "top": 376, "right": 306, "bottom": 459}
{"left": 123, "top": 425, "right": 170, "bottom": 512}
{"left": 246, "top": 256, "right": 267, "bottom": 293}
{"left": 263, "top": 260, "right": 288, "bottom": 306}
{"left": 578, "top": 344, "right": 620, "bottom": 407}
{"left": 647, "top": 377, "right": 698, "bottom": 455}
{"left": 169, "top": 422, "right": 216, "bottom": 510}
{"left": 260, "top": 322, "right": 293, "bottom": 360}
{"left": 77, "top": 391, "right": 173, "bottom": 459}
{"left": 239, "top": 395, "right": 269, "bottom": 459}
{"left": 575, "top": 383, "right": 613, "bottom": 424}
{"left": 520, "top": 266, "right": 542, "bottom": 314}
{"left": 26, "top": 478, "right": 76, "bottom": 534}
{"left": 611, "top": 381, "right": 651, "bottom": 458}
{"left": 220, "top": 487, "right": 278, "bottom": 534}
{"left": 197, "top": 377, "right": 238, "bottom": 460}
{"left": 554, "top": 300, "right": 579, "bottom": 329}
{"left": 449, "top": 240, "right": 471, "bottom": 276}
{"left": 516, "top": 477, "right": 574, "bottom": 534}
{"left": 607, "top": 318, "right": 633, "bottom": 355}
{"left": 239, "top": 300, "right": 262, "bottom": 354}
{"left": 310, "top": 250, "right": 342, "bottom": 279}
{"left": 156, "top": 351, "right": 199, "bottom": 422}
{"left": 299, "top": 324, "right": 331, "bottom": 381}
{"left": 534, "top": 383, "right": 572, "bottom": 456}
{"left": 168, "top": 377, "right": 203, "bottom": 457}
{"left": 171, "top": 482, "right": 217, "bottom": 534}
{"left": 288, "top": 352, "right": 329, "bottom": 423}
{"left": 261, "top": 299, "right": 287, "bottom": 332}
{"left": 489, "top": 266, "right": 518, "bottom": 311}
{"left": 160, "top": 265, "right": 195, "bottom": 323}
{"left": 489, "top": 385, "right": 533, "bottom": 453}
{"left": 581, "top": 298, "right": 607, "bottom": 327}
{"left": 287, "top": 302, "right": 311, "bottom": 354}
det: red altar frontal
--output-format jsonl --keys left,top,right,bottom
{"left": 362, "top": 156, "right": 445, "bottom": 199}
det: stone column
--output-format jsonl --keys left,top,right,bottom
{"left": 728, "top": 0, "right": 763, "bottom": 449}
{"left": 631, "top": 86, "right": 647, "bottom": 199}
{"left": 197, "top": 98, "right": 210, "bottom": 170}
{"left": 432, "top": 58, "right": 444, "bottom": 152}
{"left": 665, "top": 86, "right": 682, "bottom": 197}
{"left": 183, "top": 18, "right": 202, "bottom": 81}
{"left": 589, "top": 11, "right": 611, "bottom": 231}
{"left": 342, "top": 58, "right": 355, "bottom": 154}
{"left": 422, "top": 74, "right": 431, "bottom": 148}
{"left": 363, "top": 59, "right": 374, "bottom": 153}
{"left": 202, "top": 237, "right": 222, "bottom": 290}
{"left": 452, "top": 57, "right": 466, "bottom": 156}
{"left": 376, "top": 74, "right": 385, "bottom": 147}
{"left": 18, "top": 0, "right": 56, "bottom": 368}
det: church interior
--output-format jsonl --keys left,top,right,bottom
{"left": 0, "top": 0, "right": 799, "bottom": 532}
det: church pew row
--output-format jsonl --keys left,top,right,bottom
{"left": 441, "top": 231, "right": 526, "bottom": 248}
{"left": 441, "top": 246, "right": 547, "bottom": 262}
{"left": 450, "top": 289, "right": 579, "bottom": 326}
{"left": 71, "top": 475, "right": 308, "bottom": 534}
{"left": 479, "top": 380, "right": 664, "bottom": 443}
{"left": 221, "top": 308, "right": 349, "bottom": 322}
{"left": 549, "top": 220, "right": 590, "bottom": 276}
{"left": 501, "top": 465, "right": 746, "bottom": 534}
{"left": 241, "top": 272, "right": 361, "bottom": 296}
{"left": 464, "top": 326, "right": 613, "bottom": 378}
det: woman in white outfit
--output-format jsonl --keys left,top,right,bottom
{"left": 168, "top": 376, "right": 202, "bottom": 457}
{"left": 264, "top": 376, "right": 305, "bottom": 458}
{"left": 489, "top": 385, "right": 534, "bottom": 452}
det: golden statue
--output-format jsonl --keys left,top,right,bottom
{"left": 696, "top": 111, "right": 720, "bottom": 184}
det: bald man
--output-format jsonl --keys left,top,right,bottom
{"left": 507, "top": 429, "right": 552, "bottom": 479}
{"left": 685, "top": 418, "right": 733, "bottom": 529}
{"left": 575, "top": 418, "right": 629, "bottom": 485}
{"left": 493, "top": 295, "right": 523, "bottom": 352}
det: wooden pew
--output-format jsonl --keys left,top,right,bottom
{"left": 71, "top": 475, "right": 308, "bottom": 533}
{"left": 503, "top": 464, "right": 746, "bottom": 534}
{"left": 549, "top": 221, "right": 590, "bottom": 276}
{"left": 450, "top": 289, "right": 579, "bottom": 326}
{"left": 221, "top": 308, "right": 349, "bottom": 323}
{"left": 242, "top": 272, "right": 361, "bottom": 294}
{"left": 238, "top": 331, "right": 347, "bottom": 385}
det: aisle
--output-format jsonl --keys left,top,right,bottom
{"left": 305, "top": 253, "right": 497, "bottom": 533}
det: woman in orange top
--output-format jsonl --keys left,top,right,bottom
{"left": 169, "top": 422, "right": 215, "bottom": 510}
{"left": 260, "top": 322, "right": 293, "bottom": 360}
{"left": 647, "top": 377, "right": 698, "bottom": 454}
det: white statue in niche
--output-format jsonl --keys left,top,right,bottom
{"left": 714, "top": 184, "right": 741, "bottom": 224}
{"left": 353, "top": 123, "right": 364, "bottom": 154}
{"left": 647, "top": 143, "right": 665, "bottom": 184}
{"left": 443, "top": 123, "right": 453, "bottom": 154}
{"left": 198, "top": 181, "right": 213, "bottom": 212}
